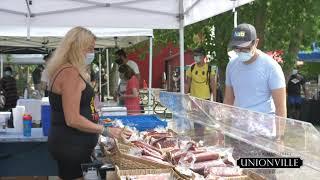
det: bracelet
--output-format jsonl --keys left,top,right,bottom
{"left": 101, "top": 127, "right": 110, "bottom": 137}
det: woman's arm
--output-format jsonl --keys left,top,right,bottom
{"left": 121, "top": 88, "right": 139, "bottom": 98}
{"left": 57, "top": 68, "right": 131, "bottom": 138}
{"left": 121, "top": 76, "right": 139, "bottom": 98}
{"left": 59, "top": 68, "right": 103, "bottom": 134}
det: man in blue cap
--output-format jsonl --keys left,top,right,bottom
{"left": 224, "top": 23, "right": 287, "bottom": 143}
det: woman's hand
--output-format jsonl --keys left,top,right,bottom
{"left": 107, "top": 127, "right": 132, "bottom": 139}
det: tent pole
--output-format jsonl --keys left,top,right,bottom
{"left": 148, "top": 36, "right": 153, "bottom": 114}
{"left": 26, "top": 15, "right": 31, "bottom": 40}
{"left": 99, "top": 53, "right": 102, "bottom": 101}
{"left": 106, "top": 48, "right": 110, "bottom": 99}
{"left": 179, "top": 0, "right": 185, "bottom": 94}
{"left": 232, "top": 0, "right": 238, "bottom": 28}
{"left": 0, "top": 54, "right": 3, "bottom": 78}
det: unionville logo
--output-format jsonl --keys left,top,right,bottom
{"left": 237, "top": 158, "right": 303, "bottom": 168}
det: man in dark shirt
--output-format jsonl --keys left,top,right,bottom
{"left": 287, "top": 69, "right": 307, "bottom": 119}
{"left": 32, "top": 64, "right": 44, "bottom": 91}
{"left": 0, "top": 67, "right": 18, "bottom": 111}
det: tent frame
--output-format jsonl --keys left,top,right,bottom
{"left": 0, "top": 0, "right": 252, "bottom": 96}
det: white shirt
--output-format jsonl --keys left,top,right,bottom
{"left": 41, "top": 69, "right": 49, "bottom": 85}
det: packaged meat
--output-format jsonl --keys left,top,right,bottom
{"left": 132, "top": 140, "right": 163, "bottom": 154}
{"left": 171, "top": 150, "right": 206, "bottom": 164}
{"left": 122, "top": 173, "right": 171, "bottom": 180}
{"left": 152, "top": 137, "right": 178, "bottom": 149}
{"left": 191, "top": 159, "right": 226, "bottom": 175}
{"left": 184, "top": 151, "right": 220, "bottom": 163}
{"left": 178, "top": 152, "right": 197, "bottom": 169}
{"left": 175, "top": 166, "right": 194, "bottom": 177}
{"left": 142, "top": 147, "right": 164, "bottom": 160}
{"left": 179, "top": 140, "right": 198, "bottom": 151}
{"left": 204, "top": 166, "right": 242, "bottom": 177}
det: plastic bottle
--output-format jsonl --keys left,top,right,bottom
{"left": 143, "top": 80, "right": 148, "bottom": 90}
{"left": 24, "top": 87, "right": 28, "bottom": 99}
{"left": 23, "top": 114, "right": 32, "bottom": 137}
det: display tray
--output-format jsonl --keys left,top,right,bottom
{"left": 100, "top": 115, "right": 167, "bottom": 131}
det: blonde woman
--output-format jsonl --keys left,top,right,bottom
{"left": 46, "top": 27, "right": 131, "bottom": 180}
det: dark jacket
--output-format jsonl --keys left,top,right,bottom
{"left": 0, "top": 76, "right": 18, "bottom": 111}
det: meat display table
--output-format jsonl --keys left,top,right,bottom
{"left": 0, "top": 128, "right": 58, "bottom": 176}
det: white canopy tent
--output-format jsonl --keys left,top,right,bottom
{"left": 0, "top": 0, "right": 254, "bottom": 108}
{"left": 0, "top": 26, "right": 153, "bottom": 48}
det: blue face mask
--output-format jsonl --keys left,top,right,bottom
{"left": 85, "top": 53, "right": 95, "bottom": 65}
{"left": 237, "top": 52, "right": 254, "bottom": 62}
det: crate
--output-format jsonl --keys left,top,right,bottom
{"left": 100, "top": 115, "right": 167, "bottom": 131}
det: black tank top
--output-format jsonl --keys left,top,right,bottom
{"left": 48, "top": 67, "right": 98, "bottom": 149}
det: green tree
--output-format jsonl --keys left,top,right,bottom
{"left": 132, "top": 0, "right": 320, "bottom": 85}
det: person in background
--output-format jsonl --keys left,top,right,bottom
{"left": 32, "top": 64, "right": 44, "bottom": 92}
{"left": 185, "top": 47, "right": 216, "bottom": 101}
{"left": 41, "top": 53, "right": 51, "bottom": 97}
{"left": 45, "top": 26, "right": 131, "bottom": 180}
{"left": 0, "top": 67, "right": 18, "bottom": 112}
{"left": 0, "top": 67, "right": 18, "bottom": 128}
{"left": 115, "top": 49, "right": 140, "bottom": 80}
{"left": 224, "top": 23, "right": 286, "bottom": 141}
{"left": 90, "top": 65, "right": 99, "bottom": 90}
{"left": 100, "top": 68, "right": 108, "bottom": 102}
{"left": 114, "top": 49, "right": 140, "bottom": 105}
{"left": 185, "top": 47, "right": 217, "bottom": 141}
{"left": 287, "top": 69, "right": 307, "bottom": 119}
{"left": 118, "top": 64, "right": 140, "bottom": 114}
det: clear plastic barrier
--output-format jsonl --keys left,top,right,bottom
{"left": 153, "top": 90, "right": 320, "bottom": 179}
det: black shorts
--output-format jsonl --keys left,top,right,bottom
{"left": 48, "top": 129, "right": 98, "bottom": 180}
{"left": 56, "top": 157, "right": 91, "bottom": 180}
{"left": 49, "top": 143, "right": 94, "bottom": 180}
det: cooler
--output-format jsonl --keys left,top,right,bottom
{"left": 41, "top": 98, "right": 51, "bottom": 136}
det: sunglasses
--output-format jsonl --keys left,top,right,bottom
{"left": 233, "top": 40, "right": 256, "bottom": 53}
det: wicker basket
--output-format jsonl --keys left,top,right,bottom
{"left": 115, "top": 166, "right": 184, "bottom": 180}
{"left": 104, "top": 139, "right": 174, "bottom": 169}
{"left": 243, "top": 170, "right": 267, "bottom": 180}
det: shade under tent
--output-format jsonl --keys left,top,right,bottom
{"left": 0, "top": 26, "right": 153, "bottom": 101}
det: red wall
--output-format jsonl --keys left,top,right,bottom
{"left": 166, "top": 50, "right": 195, "bottom": 69}
{"left": 127, "top": 43, "right": 195, "bottom": 88}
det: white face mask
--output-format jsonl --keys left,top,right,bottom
{"left": 292, "top": 69, "right": 298, "bottom": 75}
{"left": 194, "top": 56, "right": 202, "bottom": 63}
{"left": 85, "top": 53, "right": 95, "bottom": 65}
{"left": 4, "top": 71, "right": 11, "bottom": 76}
